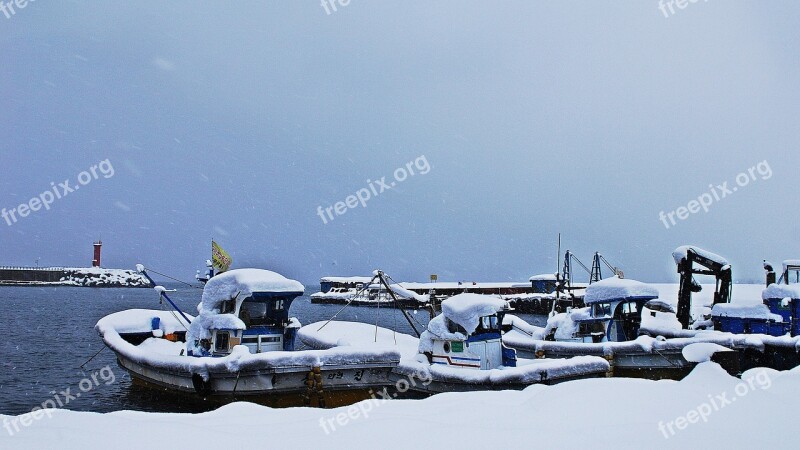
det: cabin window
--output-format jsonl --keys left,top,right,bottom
{"left": 446, "top": 319, "right": 467, "bottom": 335}
{"left": 592, "top": 303, "right": 611, "bottom": 317}
{"left": 215, "top": 332, "right": 230, "bottom": 352}
{"left": 622, "top": 302, "right": 639, "bottom": 315}
{"left": 220, "top": 299, "right": 235, "bottom": 314}
{"left": 578, "top": 321, "right": 605, "bottom": 336}
{"left": 239, "top": 301, "right": 268, "bottom": 326}
{"left": 274, "top": 299, "right": 285, "bottom": 311}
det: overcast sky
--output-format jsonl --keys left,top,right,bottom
{"left": 1, "top": 1, "right": 798, "bottom": 285}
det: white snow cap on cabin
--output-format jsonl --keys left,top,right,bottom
{"left": 441, "top": 293, "right": 508, "bottom": 335}
{"left": 763, "top": 283, "right": 800, "bottom": 300}
{"left": 528, "top": 273, "right": 558, "bottom": 281}
{"left": 583, "top": 276, "right": 659, "bottom": 304}
{"left": 783, "top": 260, "right": 800, "bottom": 272}
{"left": 711, "top": 303, "right": 783, "bottom": 321}
{"left": 201, "top": 268, "right": 304, "bottom": 312}
{"left": 529, "top": 273, "right": 558, "bottom": 281}
{"left": 672, "top": 245, "right": 729, "bottom": 266}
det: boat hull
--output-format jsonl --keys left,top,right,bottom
{"left": 113, "top": 350, "right": 396, "bottom": 407}
{"left": 117, "top": 353, "right": 391, "bottom": 397}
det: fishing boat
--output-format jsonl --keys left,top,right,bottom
{"left": 397, "top": 293, "right": 611, "bottom": 392}
{"left": 97, "top": 268, "right": 400, "bottom": 408}
{"left": 310, "top": 276, "right": 372, "bottom": 303}
{"left": 298, "top": 293, "right": 611, "bottom": 395}
{"left": 503, "top": 248, "right": 800, "bottom": 379}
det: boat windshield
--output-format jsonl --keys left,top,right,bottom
{"left": 480, "top": 315, "right": 499, "bottom": 331}
{"left": 239, "top": 301, "right": 269, "bottom": 326}
{"left": 592, "top": 303, "right": 612, "bottom": 318}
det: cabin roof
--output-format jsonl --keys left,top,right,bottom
{"left": 763, "top": 283, "right": 800, "bottom": 300}
{"left": 529, "top": 273, "right": 558, "bottom": 281}
{"left": 441, "top": 293, "right": 508, "bottom": 335}
{"left": 584, "top": 276, "right": 659, "bottom": 304}
{"left": 202, "top": 268, "right": 304, "bottom": 311}
{"left": 783, "top": 260, "right": 800, "bottom": 271}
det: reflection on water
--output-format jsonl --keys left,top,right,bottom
{"left": 0, "top": 284, "right": 545, "bottom": 414}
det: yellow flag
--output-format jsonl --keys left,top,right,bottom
{"left": 212, "top": 240, "right": 232, "bottom": 273}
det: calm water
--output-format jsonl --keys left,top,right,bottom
{"left": 0, "top": 284, "right": 543, "bottom": 415}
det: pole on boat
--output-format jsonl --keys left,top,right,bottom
{"left": 556, "top": 233, "right": 561, "bottom": 301}
{"left": 376, "top": 271, "right": 422, "bottom": 338}
{"left": 137, "top": 264, "right": 193, "bottom": 325}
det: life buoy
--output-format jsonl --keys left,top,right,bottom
{"left": 192, "top": 373, "right": 212, "bottom": 396}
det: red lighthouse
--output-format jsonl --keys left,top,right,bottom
{"left": 92, "top": 240, "right": 102, "bottom": 267}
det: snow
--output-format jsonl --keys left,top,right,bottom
{"left": 53, "top": 267, "right": 152, "bottom": 287}
{"left": 320, "top": 276, "right": 373, "bottom": 283}
{"left": 95, "top": 309, "right": 193, "bottom": 335}
{"left": 711, "top": 303, "right": 783, "bottom": 321}
{"left": 584, "top": 276, "right": 659, "bottom": 304}
{"left": 440, "top": 293, "right": 508, "bottom": 334}
{"left": 418, "top": 315, "right": 465, "bottom": 353}
{"left": 395, "top": 355, "right": 609, "bottom": 385}
{"left": 529, "top": 273, "right": 558, "bottom": 281}
{"left": 672, "top": 245, "right": 730, "bottom": 266}
{"left": 504, "top": 314, "right": 547, "bottom": 340}
{"left": 137, "top": 337, "right": 185, "bottom": 356}
{"left": 201, "top": 269, "right": 303, "bottom": 311}
{"left": 4, "top": 361, "right": 794, "bottom": 448}
{"left": 187, "top": 314, "right": 246, "bottom": 347}
{"left": 298, "top": 321, "right": 419, "bottom": 360}
{"left": 387, "top": 284, "right": 427, "bottom": 302}
{"left": 395, "top": 281, "right": 532, "bottom": 290}
{"left": 783, "top": 260, "right": 800, "bottom": 272}
{"left": 763, "top": 283, "right": 800, "bottom": 300}
{"left": 681, "top": 342, "right": 732, "bottom": 363}
{"left": 639, "top": 305, "right": 684, "bottom": 336}
{"left": 96, "top": 313, "right": 400, "bottom": 380}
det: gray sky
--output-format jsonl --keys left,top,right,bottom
{"left": 1, "top": 1, "right": 798, "bottom": 285}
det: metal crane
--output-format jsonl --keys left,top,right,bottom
{"left": 673, "top": 246, "right": 732, "bottom": 329}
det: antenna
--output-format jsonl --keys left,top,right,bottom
{"left": 556, "top": 233, "right": 561, "bottom": 300}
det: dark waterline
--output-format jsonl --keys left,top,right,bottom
{"left": 0, "top": 284, "right": 544, "bottom": 415}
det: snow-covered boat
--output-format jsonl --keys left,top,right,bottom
{"left": 503, "top": 276, "right": 800, "bottom": 378}
{"left": 97, "top": 268, "right": 400, "bottom": 407}
{"left": 310, "top": 276, "right": 371, "bottom": 302}
{"left": 399, "top": 294, "right": 610, "bottom": 392}
{"left": 299, "top": 294, "right": 611, "bottom": 395}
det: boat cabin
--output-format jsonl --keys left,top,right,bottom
{"left": 319, "top": 276, "right": 372, "bottom": 294}
{"left": 424, "top": 294, "right": 517, "bottom": 370}
{"left": 188, "top": 269, "right": 304, "bottom": 357}
{"left": 758, "top": 283, "right": 800, "bottom": 337}
{"left": 570, "top": 277, "right": 659, "bottom": 343}
{"left": 529, "top": 273, "right": 558, "bottom": 294}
